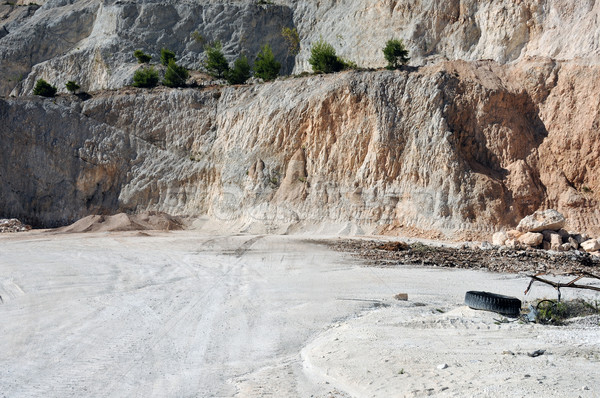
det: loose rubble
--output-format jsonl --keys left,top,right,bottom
{"left": 493, "top": 209, "right": 600, "bottom": 256}
{"left": 328, "top": 210, "right": 600, "bottom": 275}
{"left": 0, "top": 219, "right": 31, "bottom": 233}
{"left": 329, "top": 239, "right": 600, "bottom": 275}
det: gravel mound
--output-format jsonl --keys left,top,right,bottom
{"left": 57, "top": 212, "right": 184, "bottom": 233}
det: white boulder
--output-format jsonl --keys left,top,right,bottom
{"left": 492, "top": 231, "right": 508, "bottom": 246}
{"left": 518, "top": 232, "right": 544, "bottom": 247}
{"left": 517, "top": 209, "right": 565, "bottom": 232}
{"left": 580, "top": 239, "right": 600, "bottom": 252}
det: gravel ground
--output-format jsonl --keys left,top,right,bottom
{"left": 327, "top": 238, "right": 600, "bottom": 275}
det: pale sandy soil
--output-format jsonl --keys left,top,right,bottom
{"left": 0, "top": 231, "right": 598, "bottom": 397}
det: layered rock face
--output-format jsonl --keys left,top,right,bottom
{"left": 293, "top": 0, "right": 600, "bottom": 66}
{"left": 2, "top": 0, "right": 600, "bottom": 95}
{"left": 1, "top": 60, "right": 599, "bottom": 236}
{"left": 0, "top": 0, "right": 295, "bottom": 96}
{"left": 1, "top": 0, "right": 600, "bottom": 236}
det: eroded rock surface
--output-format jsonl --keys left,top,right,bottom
{"left": 2, "top": 60, "right": 600, "bottom": 236}
{"left": 0, "top": 0, "right": 296, "bottom": 96}
{"left": 2, "top": 1, "right": 600, "bottom": 236}
{"left": 2, "top": 0, "right": 600, "bottom": 95}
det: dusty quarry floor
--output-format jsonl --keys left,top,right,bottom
{"left": 0, "top": 231, "right": 599, "bottom": 397}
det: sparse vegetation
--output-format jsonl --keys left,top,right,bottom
{"left": 33, "top": 79, "right": 57, "bottom": 97}
{"left": 65, "top": 80, "right": 80, "bottom": 93}
{"left": 204, "top": 41, "right": 230, "bottom": 79}
{"left": 190, "top": 31, "right": 204, "bottom": 45}
{"left": 133, "top": 49, "right": 152, "bottom": 64}
{"left": 308, "top": 38, "right": 345, "bottom": 74}
{"left": 383, "top": 38, "right": 410, "bottom": 69}
{"left": 535, "top": 300, "right": 569, "bottom": 324}
{"left": 132, "top": 66, "right": 159, "bottom": 88}
{"left": 253, "top": 44, "right": 281, "bottom": 81}
{"left": 293, "top": 71, "right": 311, "bottom": 78}
{"left": 341, "top": 58, "right": 358, "bottom": 70}
{"left": 535, "top": 298, "right": 600, "bottom": 325}
{"left": 160, "top": 48, "right": 176, "bottom": 66}
{"left": 281, "top": 27, "right": 300, "bottom": 57}
{"left": 225, "top": 56, "right": 251, "bottom": 85}
{"left": 162, "top": 59, "right": 189, "bottom": 88}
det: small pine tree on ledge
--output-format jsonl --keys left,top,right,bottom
{"left": 204, "top": 41, "right": 230, "bottom": 79}
{"left": 253, "top": 44, "right": 281, "bottom": 81}
{"left": 162, "top": 59, "right": 189, "bottom": 88}
{"left": 65, "top": 80, "right": 80, "bottom": 93}
{"left": 308, "top": 38, "right": 344, "bottom": 74}
{"left": 383, "top": 39, "right": 410, "bottom": 69}
{"left": 225, "top": 56, "right": 251, "bottom": 85}
{"left": 33, "top": 79, "right": 57, "bottom": 97}
{"left": 160, "top": 48, "right": 176, "bottom": 66}
{"left": 132, "top": 67, "right": 159, "bottom": 88}
{"left": 133, "top": 49, "right": 152, "bottom": 64}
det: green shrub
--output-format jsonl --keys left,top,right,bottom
{"left": 133, "top": 66, "right": 159, "bottom": 88}
{"left": 162, "top": 59, "right": 189, "bottom": 88}
{"left": 383, "top": 38, "right": 410, "bottom": 69}
{"left": 536, "top": 300, "right": 568, "bottom": 324}
{"left": 33, "top": 79, "right": 57, "bottom": 97}
{"left": 204, "top": 41, "right": 230, "bottom": 78}
{"left": 160, "top": 48, "right": 176, "bottom": 66}
{"left": 133, "top": 49, "right": 152, "bottom": 64}
{"left": 253, "top": 44, "right": 281, "bottom": 81}
{"left": 308, "top": 38, "right": 344, "bottom": 74}
{"left": 65, "top": 80, "right": 80, "bottom": 93}
{"left": 225, "top": 56, "right": 251, "bottom": 85}
{"left": 533, "top": 299, "right": 600, "bottom": 325}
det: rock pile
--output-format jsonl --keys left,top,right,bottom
{"left": 492, "top": 210, "right": 599, "bottom": 256}
{"left": 0, "top": 218, "right": 31, "bottom": 233}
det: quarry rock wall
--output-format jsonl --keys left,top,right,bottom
{"left": 2, "top": 0, "right": 600, "bottom": 95}
{"left": 2, "top": 0, "right": 600, "bottom": 236}
{"left": 2, "top": 61, "right": 599, "bottom": 236}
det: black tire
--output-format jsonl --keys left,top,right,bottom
{"left": 464, "top": 291, "right": 522, "bottom": 317}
